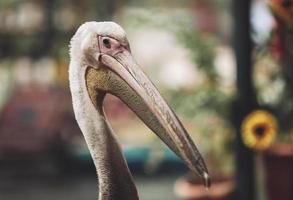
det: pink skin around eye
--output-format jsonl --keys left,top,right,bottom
{"left": 98, "top": 36, "right": 128, "bottom": 56}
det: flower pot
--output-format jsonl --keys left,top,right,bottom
{"left": 263, "top": 144, "right": 293, "bottom": 200}
{"left": 174, "top": 173, "right": 235, "bottom": 200}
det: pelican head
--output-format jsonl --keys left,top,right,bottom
{"left": 69, "top": 21, "right": 210, "bottom": 199}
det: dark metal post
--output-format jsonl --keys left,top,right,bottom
{"left": 232, "top": 0, "right": 256, "bottom": 200}
{"left": 31, "top": 0, "right": 55, "bottom": 58}
{"left": 42, "top": 0, "right": 55, "bottom": 54}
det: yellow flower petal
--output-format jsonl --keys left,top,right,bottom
{"left": 241, "top": 110, "right": 277, "bottom": 151}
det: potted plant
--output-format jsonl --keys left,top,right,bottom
{"left": 261, "top": 1, "right": 293, "bottom": 199}
{"left": 263, "top": 135, "right": 293, "bottom": 200}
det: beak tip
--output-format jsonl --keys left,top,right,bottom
{"left": 203, "top": 172, "right": 211, "bottom": 189}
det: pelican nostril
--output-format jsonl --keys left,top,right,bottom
{"left": 103, "top": 38, "right": 111, "bottom": 49}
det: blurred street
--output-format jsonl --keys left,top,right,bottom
{"left": 0, "top": 167, "right": 180, "bottom": 200}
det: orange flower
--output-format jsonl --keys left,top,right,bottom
{"left": 241, "top": 110, "right": 278, "bottom": 151}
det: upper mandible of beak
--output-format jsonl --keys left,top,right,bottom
{"left": 95, "top": 36, "right": 210, "bottom": 188}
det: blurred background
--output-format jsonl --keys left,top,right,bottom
{"left": 0, "top": 0, "right": 292, "bottom": 200}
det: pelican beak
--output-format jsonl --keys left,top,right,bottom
{"left": 96, "top": 36, "right": 210, "bottom": 188}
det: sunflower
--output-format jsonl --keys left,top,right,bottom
{"left": 241, "top": 110, "right": 278, "bottom": 151}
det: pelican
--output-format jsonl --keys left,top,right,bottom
{"left": 69, "top": 21, "right": 210, "bottom": 200}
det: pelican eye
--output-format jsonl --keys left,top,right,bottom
{"left": 103, "top": 38, "right": 111, "bottom": 48}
